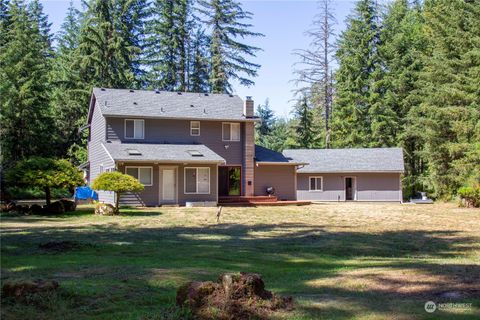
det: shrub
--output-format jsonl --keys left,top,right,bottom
{"left": 91, "top": 172, "right": 144, "bottom": 213}
{"left": 6, "top": 158, "right": 84, "bottom": 205}
{"left": 458, "top": 186, "right": 480, "bottom": 208}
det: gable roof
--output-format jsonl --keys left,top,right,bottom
{"left": 283, "top": 148, "right": 404, "bottom": 173}
{"left": 255, "top": 145, "right": 307, "bottom": 165}
{"left": 103, "top": 143, "right": 225, "bottom": 163}
{"left": 90, "top": 88, "right": 255, "bottom": 121}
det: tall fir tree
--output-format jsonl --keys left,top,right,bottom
{"left": 410, "top": 0, "right": 480, "bottom": 198}
{"left": 0, "top": 0, "right": 11, "bottom": 47}
{"left": 331, "top": 0, "right": 382, "bottom": 147}
{"left": 293, "top": 0, "right": 336, "bottom": 148}
{"left": 292, "top": 96, "right": 317, "bottom": 148}
{"left": 0, "top": 0, "right": 54, "bottom": 164}
{"left": 49, "top": 1, "right": 89, "bottom": 164}
{"left": 188, "top": 28, "right": 210, "bottom": 92}
{"left": 199, "top": 0, "right": 263, "bottom": 93}
{"left": 78, "top": 0, "right": 145, "bottom": 88}
{"left": 144, "top": 0, "right": 193, "bottom": 91}
{"left": 255, "top": 98, "right": 275, "bottom": 146}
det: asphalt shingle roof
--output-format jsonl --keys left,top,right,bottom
{"left": 92, "top": 88, "right": 253, "bottom": 121}
{"left": 103, "top": 143, "right": 225, "bottom": 163}
{"left": 283, "top": 148, "right": 404, "bottom": 173}
{"left": 255, "top": 145, "right": 307, "bottom": 164}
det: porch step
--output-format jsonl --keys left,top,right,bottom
{"left": 218, "top": 196, "right": 277, "bottom": 204}
{"left": 221, "top": 200, "right": 312, "bottom": 207}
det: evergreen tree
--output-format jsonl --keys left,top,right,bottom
{"left": 78, "top": 0, "right": 145, "bottom": 88}
{"left": 293, "top": 0, "right": 336, "bottom": 148}
{"left": 145, "top": 0, "right": 193, "bottom": 91}
{"left": 410, "top": 0, "right": 480, "bottom": 198}
{"left": 199, "top": 0, "right": 263, "bottom": 93}
{"left": 0, "top": 0, "right": 11, "bottom": 47}
{"left": 188, "top": 27, "right": 210, "bottom": 92}
{"left": 292, "top": 96, "right": 317, "bottom": 148}
{"left": 255, "top": 99, "right": 275, "bottom": 136}
{"left": 50, "top": 1, "right": 89, "bottom": 163}
{"left": 260, "top": 118, "right": 296, "bottom": 152}
{"left": 0, "top": 0, "right": 54, "bottom": 164}
{"left": 331, "top": 0, "right": 382, "bottom": 147}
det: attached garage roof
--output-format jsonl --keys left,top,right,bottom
{"left": 283, "top": 148, "right": 404, "bottom": 173}
{"left": 103, "top": 143, "right": 225, "bottom": 163}
{"left": 255, "top": 145, "right": 308, "bottom": 165}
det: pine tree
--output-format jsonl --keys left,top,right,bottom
{"left": 255, "top": 99, "right": 275, "bottom": 136}
{"left": 260, "top": 118, "right": 296, "bottom": 152}
{"left": 188, "top": 28, "right": 210, "bottom": 92}
{"left": 49, "top": 1, "right": 89, "bottom": 163}
{"left": 145, "top": 0, "right": 192, "bottom": 91}
{"left": 293, "top": 0, "right": 336, "bottom": 148}
{"left": 331, "top": 0, "right": 382, "bottom": 147}
{"left": 0, "top": 0, "right": 54, "bottom": 164}
{"left": 0, "top": 0, "right": 11, "bottom": 47}
{"left": 78, "top": 0, "right": 145, "bottom": 88}
{"left": 410, "top": 0, "right": 480, "bottom": 198}
{"left": 199, "top": 0, "right": 263, "bottom": 93}
{"left": 292, "top": 96, "right": 317, "bottom": 148}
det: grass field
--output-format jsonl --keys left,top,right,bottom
{"left": 1, "top": 202, "right": 479, "bottom": 319}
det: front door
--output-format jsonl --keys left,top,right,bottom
{"left": 218, "top": 166, "right": 241, "bottom": 196}
{"left": 160, "top": 167, "right": 176, "bottom": 203}
{"left": 345, "top": 177, "right": 355, "bottom": 201}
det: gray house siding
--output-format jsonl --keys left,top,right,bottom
{"left": 117, "top": 162, "right": 218, "bottom": 206}
{"left": 106, "top": 118, "right": 243, "bottom": 165}
{"left": 297, "top": 172, "right": 402, "bottom": 202}
{"left": 254, "top": 165, "right": 297, "bottom": 200}
{"left": 88, "top": 102, "right": 115, "bottom": 204}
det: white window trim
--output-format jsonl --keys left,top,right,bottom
{"left": 124, "top": 119, "right": 145, "bottom": 139}
{"left": 222, "top": 122, "right": 241, "bottom": 142}
{"left": 184, "top": 167, "right": 211, "bottom": 194}
{"left": 190, "top": 121, "right": 200, "bottom": 136}
{"left": 125, "top": 166, "right": 153, "bottom": 186}
{"left": 309, "top": 176, "right": 323, "bottom": 192}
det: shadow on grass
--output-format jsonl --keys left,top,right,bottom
{"left": 1, "top": 219, "right": 479, "bottom": 319}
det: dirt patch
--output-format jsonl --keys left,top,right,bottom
{"left": 176, "top": 272, "right": 293, "bottom": 320}
{"left": 2, "top": 279, "right": 59, "bottom": 300}
{"left": 38, "top": 241, "right": 91, "bottom": 253}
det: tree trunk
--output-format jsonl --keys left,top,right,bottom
{"left": 45, "top": 187, "right": 51, "bottom": 206}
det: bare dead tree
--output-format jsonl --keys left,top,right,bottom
{"left": 292, "top": 0, "right": 336, "bottom": 148}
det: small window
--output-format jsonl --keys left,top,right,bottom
{"left": 125, "top": 167, "right": 152, "bottom": 186}
{"left": 125, "top": 119, "right": 144, "bottom": 139}
{"left": 309, "top": 176, "right": 323, "bottom": 191}
{"left": 184, "top": 167, "right": 210, "bottom": 194}
{"left": 190, "top": 121, "right": 200, "bottom": 136}
{"left": 222, "top": 123, "right": 240, "bottom": 141}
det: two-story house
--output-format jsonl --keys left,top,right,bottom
{"left": 87, "top": 88, "right": 405, "bottom": 205}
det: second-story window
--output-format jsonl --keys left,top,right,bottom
{"left": 190, "top": 121, "right": 200, "bottom": 136}
{"left": 125, "top": 119, "right": 144, "bottom": 139}
{"left": 222, "top": 123, "right": 240, "bottom": 141}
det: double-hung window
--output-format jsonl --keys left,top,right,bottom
{"left": 125, "top": 167, "right": 152, "bottom": 186}
{"left": 222, "top": 123, "right": 240, "bottom": 141}
{"left": 125, "top": 119, "right": 144, "bottom": 139}
{"left": 190, "top": 121, "right": 200, "bottom": 136}
{"left": 309, "top": 176, "right": 323, "bottom": 191}
{"left": 184, "top": 167, "right": 210, "bottom": 194}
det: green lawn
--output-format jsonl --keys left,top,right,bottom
{"left": 1, "top": 203, "right": 479, "bottom": 319}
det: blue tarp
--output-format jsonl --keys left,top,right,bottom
{"left": 75, "top": 186, "right": 98, "bottom": 201}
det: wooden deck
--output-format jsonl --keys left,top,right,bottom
{"left": 218, "top": 196, "right": 311, "bottom": 206}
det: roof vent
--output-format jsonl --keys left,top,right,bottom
{"left": 100, "top": 88, "right": 106, "bottom": 91}
{"left": 190, "top": 104, "right": 194, "bottom": 108}
{"left": 104, "top": 101, "right": 108, "bottom": 107}
{"left": 229, "top": 94, "right": 234, "bottom": 97}
{"left": 155, "top": 89, "right": 160, "bottom": 94}
{"left": 177, "top": 92, "right": 182, "bottom": 95}
{"left": 160, "top": 107, "right": 165, "bottom": 112}
{"left": 133, "top": 102, "right": 137, "bottom": 105}
{"left": 204, "top": 93, "right": 209, "bottom": 96}
{"left": 127, "top": 149, "right": 142, "bottom": 156}
{"left": 188, "top": 150, "right": 204, "bottom": 157}
{"left": 129, "top": 89, "right": 134, "bottom": 93}
{"left": 203, "top": 108, "right": 207, "bottom": 114}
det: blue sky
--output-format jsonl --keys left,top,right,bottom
{"left": 40, "top": 0, "right": 357, "bottom": 117}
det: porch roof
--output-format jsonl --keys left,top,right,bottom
{"left": 103, "top": 143, "right": 225, "bottom": 164}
